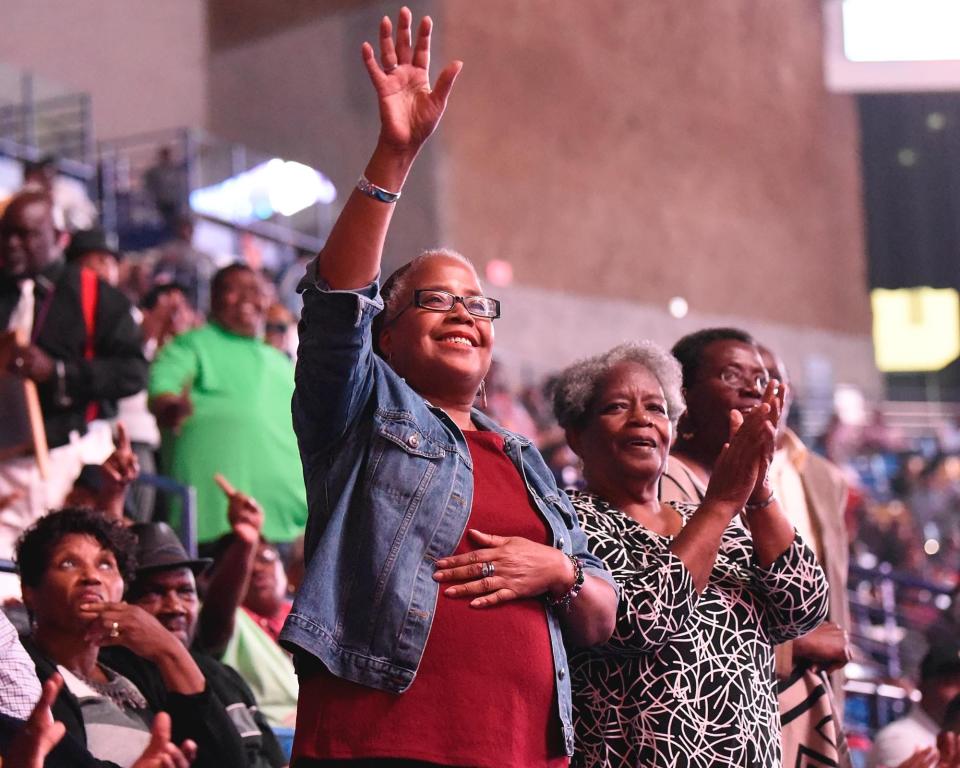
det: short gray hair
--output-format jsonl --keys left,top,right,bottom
{"left": 372, "top": 248, "right": 478, "bottom": 356}
{"left": 382, "top": 247, "right": 477, "bottom": 322}
{"left": 552, "top": 341, "right": 686, "bottom": 431}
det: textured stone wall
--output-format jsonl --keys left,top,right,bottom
{"left": 439, "top": 0, "right": 871, "bottom": 335}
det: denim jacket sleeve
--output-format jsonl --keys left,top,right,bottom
{"left": 292, "top": 260, "right": 384, "bottom": 461}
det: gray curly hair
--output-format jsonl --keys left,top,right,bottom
{"left": 552, "top": 341, "right": 686, "bottom": 431}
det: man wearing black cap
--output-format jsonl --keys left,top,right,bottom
{"left": 870, "top": 644, "right": 960, "bottom": 768}
{"left": 123, "top": 522, "right": 286, "bottom": 768}
{"left": 63, "top": 228, "right": 122, "bottom": 288}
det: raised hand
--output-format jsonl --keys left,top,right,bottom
{"left": 214, "top": 473, "right": 263, "bottom": 544}
{"left": 5, "top": 673, "right": 67, "bottom": 768}
{"left": 746, "top": 380, "right": 784, "bottom": 505}
{"left": 361, "top": 7, "right": 462, "bottom": 154}
{"left": 701, "top": 393, "right": 777, "bottom": 514}
{"left": 102, "top": 422, "right": 140, "bottom": 489}
{"left": 433, "top": 529, "right": 574, "bottom": 608}
{"left": 132, "top": 711, "right": 197, "bottom": 768}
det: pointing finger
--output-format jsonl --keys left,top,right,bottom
{"left": 214, "top": 472, "right": 236, "bottom": 498}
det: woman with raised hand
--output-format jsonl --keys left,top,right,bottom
{"left": 279, "top": 8, "right": 617, "bottom": 768}
{"left": 552, "top": 342, "right": 829, "bottom": 768}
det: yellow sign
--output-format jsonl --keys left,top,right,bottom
{"left": 872, "top": 287, "right": 960, "bottom": 372}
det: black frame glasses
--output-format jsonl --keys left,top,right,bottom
{"left": 403, "top": 289, "right": 501, "bottom": 320}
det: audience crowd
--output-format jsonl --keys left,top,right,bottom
{"left": 0, "top": 8, "right": 957, "bottom": 768}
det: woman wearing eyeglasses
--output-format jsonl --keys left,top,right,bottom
{"left": 660, "top": 327, "right": 772, "bottom": 503}
{"left": 552, "top": 341, "right": 828, "bottom": 767}
{"left": 279, "top": 9, "right": 618, "bottom": 768}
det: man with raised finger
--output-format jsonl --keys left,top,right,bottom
{"left": 125, "top": 521, "right": 286, "bottom": 768}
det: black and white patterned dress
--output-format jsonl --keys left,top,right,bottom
{"left": 569, "top": 493, "right": 829, "bottom": 768}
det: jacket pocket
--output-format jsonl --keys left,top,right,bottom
{"left": 375, "top": 416, "right": 446, "bottom": 459}
{"left": 360, "top": 415, "right": 447, "bottom": 635}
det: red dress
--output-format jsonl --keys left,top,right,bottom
{"left": 292, "top": 430, "right": 568, "bottom": 767}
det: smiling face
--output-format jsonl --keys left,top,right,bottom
{"left": 211, "top": 268, "right": 267, "bottom": 338}
{"left": 130, "top": 567, "right": 199, "bottom": 647}
{"left": 23, "top": 533, "right": 125, "bottom": 637}
{"left": 0, "top": 195, "right": 62, "bottom": 279}
{"left": 570, "top": 362, "right": 673, "bottom": 493}
{"left": 378, "top": 255, "right": 494, "bottom": 404}
{"left": 682, "top": 339, "right": 767, "bottom": 457}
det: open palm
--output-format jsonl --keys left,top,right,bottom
{"left": 362, "top": 8, "right": 461, "bottom": 152}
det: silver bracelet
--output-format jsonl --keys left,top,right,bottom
{"left": 356, "top": 175, "right": 401, "bottom": 204}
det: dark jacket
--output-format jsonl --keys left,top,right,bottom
{"left": 0, "top": 262, "right": 147, "bottom": 448}
{"left": 24, "top": 639, "right": 247, "bottom": 768}
{"left": 192, "top": 651, "right": 286, "bottom": 768}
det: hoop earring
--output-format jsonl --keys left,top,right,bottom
{"left": 478, "top": 379, "right": 488, "bottom": 409}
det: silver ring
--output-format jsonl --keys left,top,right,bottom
{"left": 481, "top": 562, "right": 494, "bottom": 578}
{"left": 13, "top": 357, "right": 23, "bottom": 369}
{"left": 383, "top": 63, "right": 398, "bottom": 73}
{"left": 109, "top": 621, "right": 120, "bottom": 639}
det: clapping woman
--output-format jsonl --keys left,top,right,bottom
{"left": 552, "top": 342, "right": 829, "bottom": 768}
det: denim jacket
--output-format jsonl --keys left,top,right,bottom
{"left": 279, "top": 266, "right": 616, "bottom": 756}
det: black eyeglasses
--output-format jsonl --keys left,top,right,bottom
{"left": 395, "top": 289, "right": 501, "bottom": 321}
{"left": 718, "top": 366, "right": 769, "bottom": 392}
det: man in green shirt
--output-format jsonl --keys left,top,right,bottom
{"left": 149, "top": 264, "right": 307, "bottom": 546}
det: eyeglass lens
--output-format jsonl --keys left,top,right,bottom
{"left": 415, "top": 290, "right": 499, "bottom": 318}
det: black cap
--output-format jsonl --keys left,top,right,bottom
{"left": 130, "top": 522, "right": 212, "bottom": 577}
{"left": 65, "top": 229, "right": 121, "bottom": 263}
{"left": 921, "top": 643, "right": 960, "bottom": 681}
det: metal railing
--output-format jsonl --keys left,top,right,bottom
{"left": 99, "top": 127, "right": 330, "bottom": 258}
{"left": 135, "top": 473, "right": 199, "bottom": 557}
{"left": 0, "top": 62, "right": 94, "bottom": 173}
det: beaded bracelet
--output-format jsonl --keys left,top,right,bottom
{"left": 356, "top": 174, "right": 401, "bottom": 203}
{"left": 546, "top": 554, "right": 584, "bottom": 611}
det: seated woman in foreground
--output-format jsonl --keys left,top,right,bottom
{"left": 552, "top": 341, "right": 829, "bottom": 768}
{"left": 278, "top": 8, "right": 618, "bottom": 768}
{"left": 15, "top": 507, "right": 247, "bottom": 767}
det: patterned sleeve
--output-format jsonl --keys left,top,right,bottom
{"left": 0, "top": 611, "right": 41, "bottom": 719}
{"left": 574, "top": 497, "right": 700, "bottom": 656}
{"left": 751, "top": 533, "right": 830, "bottom": 644}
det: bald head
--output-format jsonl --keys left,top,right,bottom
{"left": 0, "top": 190, "right": 63, "bottom": 279}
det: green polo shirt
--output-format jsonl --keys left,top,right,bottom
{"left": 149, "top": 323, "right": 307, "bottom": 544}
